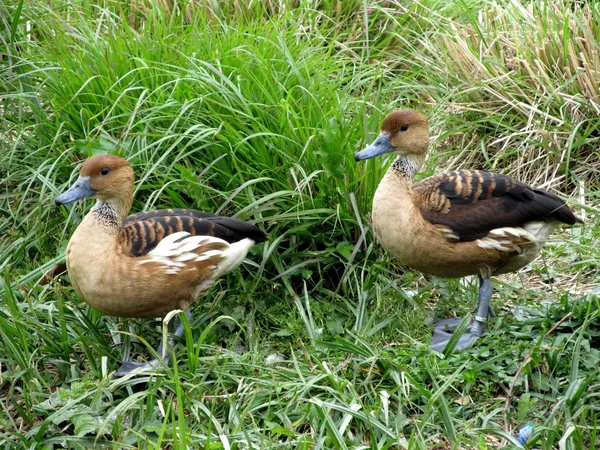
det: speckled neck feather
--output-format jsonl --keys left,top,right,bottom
{"left": 91, "top": 201, "right": 121, "bottom": 230}
{"left": 391, "top": 155, "right": 425, "bottom": 179}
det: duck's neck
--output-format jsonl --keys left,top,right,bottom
{"left": 90, "top": 196, "right": 132, "bottom": 232}
{"left": 390, "top": 154, "right": 425, "bottom": 180}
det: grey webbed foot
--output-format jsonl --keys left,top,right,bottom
{"left": 429, "top": 276, "right": 492, "bottom": 353}
{"left": 429, "top": 322, "right": 483, "bottom": 352}
{"left": 113, "top": 310, "right": 192, "bottom": 377}
{"left": 114, "top": 359, "right": 161, "bottom": 377}
{"left": 433, "top": 317, "right": 466, "bottom": 332}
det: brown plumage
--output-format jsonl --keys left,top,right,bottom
{"left": 415, "top": 169, "right": 579, "bottom": 241}
{"left": 41, "top": 262, "right": 68, "bottom": 284}
{"left": 355, "top": 109, "right": 580, "bottom": 351}
{"left": 120, "top": 209, "right": 267, "bottom": 256}
{"left": 55, "top": 154, "right": 266, "bottom": 374}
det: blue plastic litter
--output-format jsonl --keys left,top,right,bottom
{"left": 518, "top": 424, "right": 533, "bottom": 445}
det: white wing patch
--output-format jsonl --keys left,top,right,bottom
{"left": 137, "top": 231, "right": 257, "bottom": 296}
{"left": 438, "top": 226, "right": 460, "bottom": 242}
{"left": 194, "top": 238, "right": 256, "bottom": 297}
{"left": 138, "top": 232, "right": 228, "bottom": 275}
{"left": 523, "top": 221, "right": 557, "bottom": 241}
{"left": 489, "top": 227, "right": 534, "bottom": 239}
{"left": 476, "top": 227, "right": 536, "bottom": 253}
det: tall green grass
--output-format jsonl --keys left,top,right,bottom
{"left": 394, "top": 1, "right": 600, "bottom": 191}
{"left": 1, "top": 0, "right": 598, "bottom": 448}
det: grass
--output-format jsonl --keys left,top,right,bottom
{"left": 1, "top": 0, "right": 599, "bottom": 448}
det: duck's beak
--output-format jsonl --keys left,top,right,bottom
{"left": 55, "top": 176, "right": 96, "bottom": 206}
{"left": 354, "top": 133, "right": 395, "bottom": 161}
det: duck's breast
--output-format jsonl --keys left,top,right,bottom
{"left": 371, "top": 172, "right": 448, "bottom": 272}
{"left": 66, "top": 216, "right": 118, "bottom": 305}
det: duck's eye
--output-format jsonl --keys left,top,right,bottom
{"left": 100, "top": 168, "right": 110, "bottom": 176}
{"left": 400, "top": 125, "right": 409, "bottom": 132}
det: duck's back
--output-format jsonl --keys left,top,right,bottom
{"left": 119, "top": 208, "right": 267, "bottom": 256}
{"left": 414, "top": 170, "right": 579, "bottom": 240}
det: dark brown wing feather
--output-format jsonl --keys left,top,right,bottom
{"left": 41, "top": 262, "right": 68, "bottom": 284}
{"left": 414, "top": 170, "right": 579, "bottom": 241}
{"left": 119, "top": 208, "right": 267, "bottom": 257}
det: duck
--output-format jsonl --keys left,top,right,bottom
{"left": 55, "top": 154, "right": 267, "bottom": 376}
{"left": 354, "top": 109, "right": 581, "bottom": 352}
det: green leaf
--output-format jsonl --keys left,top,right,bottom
{"left": 315, "top": 117, "right": 345, "bottom": 180}
{"left": 72, "top": 413, "right": 100, "bottom": 436}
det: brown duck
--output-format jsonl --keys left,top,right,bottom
{"left": 355, "top": 110, "right": 580, "bottom": 351}
{"left": 56, "top": 154, "right": 266, "bottom": 375}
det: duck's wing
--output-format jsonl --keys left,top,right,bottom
{"left": 119, "top": 208, "right": 267, "bottom": 257}
{"left": 413, "top": 170, "right": 579, "bottom": 242}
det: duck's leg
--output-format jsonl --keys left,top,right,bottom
{"left": 114, "top": 310, "right": 192, "bottom": 377}
{"left": 430, "top": 276, "right": 492, "bottom": 352}
{"left": 430, "top": 277, "right": 495, "bottom": 330}
{"left": 488, "top": 303, "right": 496, "bottom": 318}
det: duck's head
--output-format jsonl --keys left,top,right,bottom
{"left": 354, "top": 109, "right": 429, "bottom": 162}
{"left": 55, "top": 155, "right": 134, "bottom": 210}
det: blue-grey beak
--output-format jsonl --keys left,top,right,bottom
{"left": 354, "top": 133, "right": 395, "bottom": 161}
{"left": 55, "top": 176, "right": 96, "bottom": 206}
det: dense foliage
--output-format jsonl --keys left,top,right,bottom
{"left": 1, "top": 0, "right": 599, "bottom": 448}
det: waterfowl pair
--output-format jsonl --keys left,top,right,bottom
{"left": 56, "top": 155, "right": 266, "bottom": 376}
{"left": 355, "top": 110, "right": 580, "bottom": 351}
